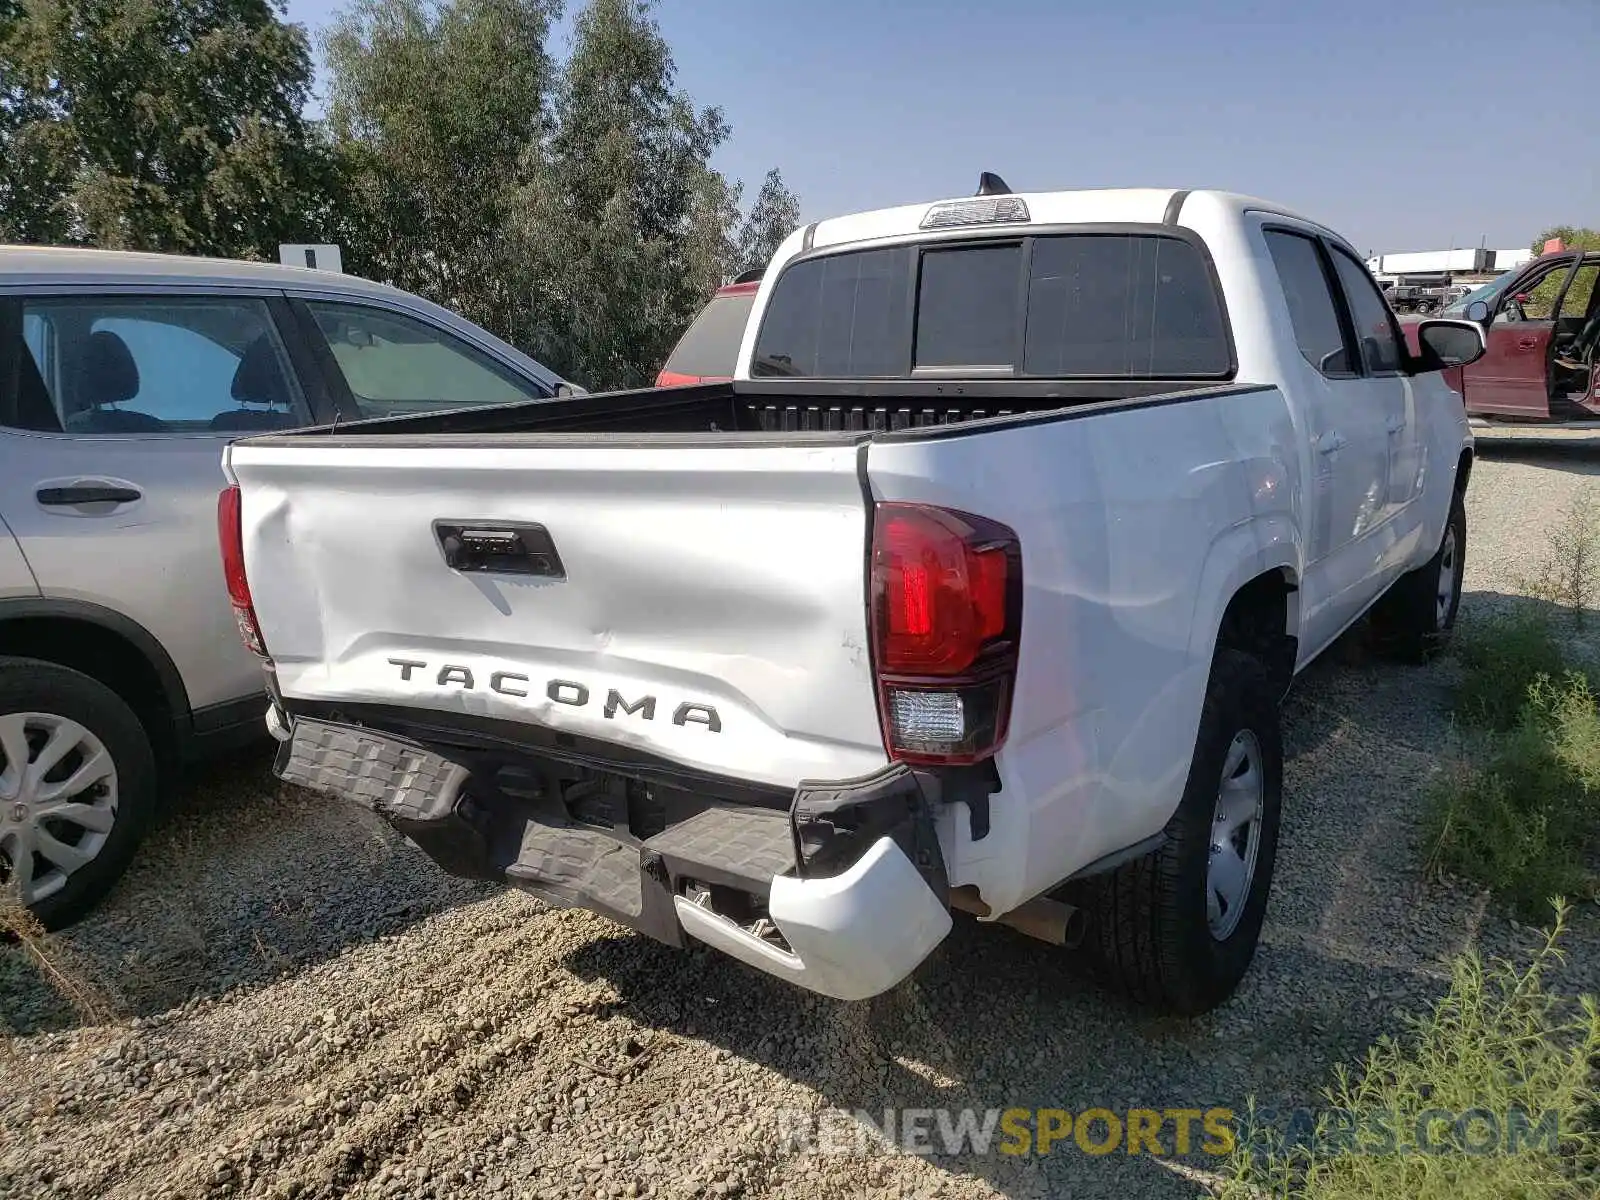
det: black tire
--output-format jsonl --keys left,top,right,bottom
{"left": 0, "top": 657, "right": 158, "bottom": 930}
{"left": 1370, "top": 490, "right": 1466, "bottom": 663}
{"left": 1072, "top": 649, "right": 1283, "bottom": 1016}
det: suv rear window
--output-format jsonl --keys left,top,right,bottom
{"left": 661, "top": 289, "right": 758, "bottom": 379}
{"left": 751, "top": 231, "right": 1232, "bottom": 379}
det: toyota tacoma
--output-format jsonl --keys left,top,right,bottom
{"left": 219, "top": 182, "right": 1484, "bottom": 1015}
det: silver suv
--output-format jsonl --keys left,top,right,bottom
{"left": 0, "top": 246, "right": 578, "bottom": 927}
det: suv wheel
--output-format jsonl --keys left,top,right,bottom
{"left": 0, "top": 658, "right": 157, "bottom": 930}
{"left": 1074, "top": 649, "right": 1283, "bottom": 1015}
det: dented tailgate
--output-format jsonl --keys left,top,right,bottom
{"left": 225, "top": 438, "right": 888, "bottom": 788}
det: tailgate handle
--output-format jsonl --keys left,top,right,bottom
{"left": 435, "top": 521, "right": 566, "bottom": 579}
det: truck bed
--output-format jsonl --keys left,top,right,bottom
{"left": 227, "top": 372, "right": 1277, "bottom": 794}
{"left": 257, "top": 378, "right": 1251, "bottom": 443}
{"left": 227, "top": 372, "right": 1296, "bottom": 944}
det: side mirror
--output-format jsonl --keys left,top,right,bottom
{"left": 1515, "top": 293, "right": 1531, "bottom": 303}
{"left": 556, "top": 382, "right": 589, "bottom": 398}
{"left": 1413, "top": 319, "right": 1487, "bottom": 372}
{"left": 1465, "top": 300, "right": 1490, "bottom": 323}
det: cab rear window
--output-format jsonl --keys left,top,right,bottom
{"left": 751, "top": 231, "right": 1232, "bottom": 379}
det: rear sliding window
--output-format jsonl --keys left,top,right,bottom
{"left": 751, "top": 232, "right": 1231, "bottom": 378}
{"left": 661, "top": 290, "right": 757, "bottom": 378}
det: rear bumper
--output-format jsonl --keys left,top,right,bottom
{"left": 673, "top": 837, "right": 950, "bottom": 1001}
{"left": 272, "top": 714, "right": 951, "bottom": 1001}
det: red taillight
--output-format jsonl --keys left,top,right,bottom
{"left": 217, "top": 484, "right": 266, "bottom": 656}
{"left": 870, "top": 503, "right": 1022, "bottom": 765}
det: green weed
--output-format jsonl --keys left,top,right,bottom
{"left": 1217, "top": 903, "right": 1599, "bottom": 1199}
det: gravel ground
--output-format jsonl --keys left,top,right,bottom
{"left": 4, "top": 434, "right": 1599, "bottom": 1200}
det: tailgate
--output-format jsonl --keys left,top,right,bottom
{"left": 226, "top": 439, "right": 888, "bottom": 788}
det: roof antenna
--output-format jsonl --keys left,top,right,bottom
{"left": 976, "top": 171, "right": 1012, "bottom": 196}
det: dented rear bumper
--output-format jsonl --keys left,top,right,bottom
{"left": 272, "top": 714, "right": 951, "bottom": 1001}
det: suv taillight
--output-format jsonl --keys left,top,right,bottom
{"left": 869, "top": 503, "right": 1022, "bottom": 765}
{"left": 217, "top": 484, "right": 266, "bottom": 657}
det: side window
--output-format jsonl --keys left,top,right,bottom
{"left": 1328, "top": 248, "right": 1404, "bottom": 374}
{"left": 21, "top": 313, "right": 48, "bottom": 374}
{"left": 1556, "top": 262, "right": 1598, "bottom": 322}
{"left": 1497, "top": 265, "right": 1567, "bottom": 324}
{"left": 1263, "top": 230, "right": 1355, "bottom": 377}
{"left": 305, "top": 302, "right": 551, "bottom": 418}
{"left": 10, "top": 297, "right": 307, "bottom": 434}
{"left": 4, "top": 310, "right": 59, "bottom": 431}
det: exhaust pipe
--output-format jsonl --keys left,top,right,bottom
{"left": 949, "top": 886, "right": 1087, "bottom": 949}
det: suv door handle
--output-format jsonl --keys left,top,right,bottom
{"left": 1386, "top": 415, "right": 1406, "bottom": 434}
{"left": 37, "top": 483, "right": 142, "bottom": 506}
{"left": 1316, "top": 431, "right": 1348, "bottom": 454}
{"left": 1516, "top": 337, "right": 1538, "bottom": 350}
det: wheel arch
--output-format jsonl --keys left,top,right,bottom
{"left": 0, "top": 598, "right": 192, "bottom": 770}
{"left": 1186, "top": 517, "right": 1302, "bottom": 694}
{"left": 1213, "top": 569, "right": 1299, "bottom": 696}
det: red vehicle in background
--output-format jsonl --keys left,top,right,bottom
{"left": 1406, "top": 246, "right": 1600, "bottom": 423}
{"left": 654, "top": 270, "right": 763, "bottom": 387}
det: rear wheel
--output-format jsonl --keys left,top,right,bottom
{"left": 1074, "top": 649, "right": 1282, "bottom": 1015}
{"left": 1371, "top": 490, "right": 1465, "bottom": 663}
{"left": 0, "top": 658, "right": 158, "bottom": 930}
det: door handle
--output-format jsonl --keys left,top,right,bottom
{"left": 1516, "top": 338, "right": 1538, "bottom": 350}
{"left": 1316, "top": 431, "right": 1348, "bottom": 455}
{"left": 36, "top": 484, "right": 142, "bottom": 506}
{"left": 1386, "top": 415, "right": 1405, "bottom": 434}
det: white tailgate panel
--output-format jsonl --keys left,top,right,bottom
{"left": 231, "top": 440, "right": 887, "bottom": 788}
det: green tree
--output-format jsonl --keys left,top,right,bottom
{"left": 734, "top": 167, "right": 799, "bottom": 277}
{"left": 1530, "top": 225, "right": 1600, "bottom": 256}
{"left": 0, "top": 0, "right": 340, "bottom": 256}
{"left": 321, "top": 0, "right": 798, "bottom": 389}
{"left": 515, "top": 0, "right": 734, "bottom": 389}
{"left": 321, "top": 0, "right": 558, "bottom": 339}
{"left": 1528, "top": 226, "right": 1600, "bottom": 320}
{"left": 0, "top": 0, "right": 73, "bottom": 242}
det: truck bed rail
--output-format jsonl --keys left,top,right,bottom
{"left": 244, "top": 378, "right": 1231, "bottom": 443}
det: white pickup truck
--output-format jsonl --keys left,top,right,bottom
{"left": 221, "top": 185, "right": 1485, "bottom": 1015}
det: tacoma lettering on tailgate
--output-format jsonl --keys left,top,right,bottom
{"left": 386, "top": 658, "right": 722, "bottom": 732}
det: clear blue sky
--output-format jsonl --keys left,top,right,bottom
{"left": 282, "top": 0, "right": 1598, "bottom": 256}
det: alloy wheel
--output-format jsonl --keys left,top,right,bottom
{"left": 0, "top": 712, "right": 119, "bottom": 906}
